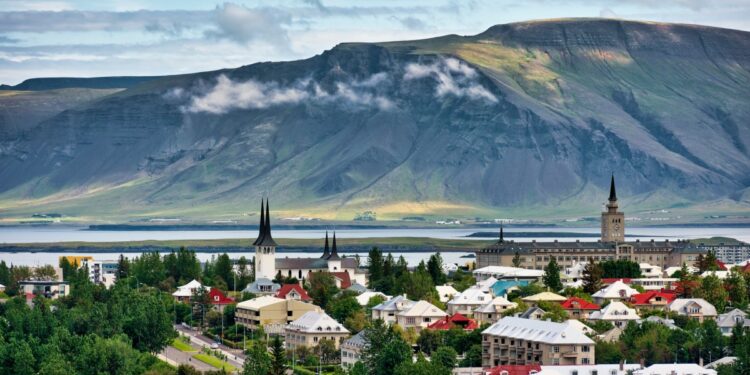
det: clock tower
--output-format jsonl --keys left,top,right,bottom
{"left": 601, "top": 175, "right": 625, "bottom": 242}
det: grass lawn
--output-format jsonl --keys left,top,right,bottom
{"left": 171, "top": 338, "right": 196, "bottom": 352}
{"left": 192, "top": 353, "right": 237, "bottom": 372}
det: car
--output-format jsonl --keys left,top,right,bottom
{"left": 181, "top": 322, "right": 191, "bottom": 329}
{"left": 210, "top": 343, "right": 219, "bottom": 349}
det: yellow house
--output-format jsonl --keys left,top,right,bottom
{"left": 59, "top": 255, "right": 94, "bottom": 267}
{"left": 236, "top": 296, "right": 319, "bottom": 334}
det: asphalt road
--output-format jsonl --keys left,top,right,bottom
{"left": 174, "top": 324, "right": 246, "bottom": 369}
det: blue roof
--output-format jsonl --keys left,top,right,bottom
{"left": 490, "top": 280, "right": 530, "bottom": 297}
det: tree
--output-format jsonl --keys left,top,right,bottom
{"left": 329, "top": 291, "right": 363, "bottom": 323}
{"left": 344, "top": 311, "right": 369, "bottom": 333}
{"left": 417, "top": 328, "right": 441, "bottom": 355}
{"left": 582, "top": 258, "right": 603, "bottom": 294}
{"left": 34, "top": 264, "right": 58, "bottom": 279}
{"left": 270, "top": 335, "right": 286, "bottom": 375}
{"left": 116, "top": 255, "right": 130, "bottom": 280}
{"left": 432, "top": 346, "right": 457, "bottom": 370}
{"left": 458, "top": 344, "right": 482, "bottom": 367}
{"left": 244, "top": 343, "right": 271, "bottom": 375}
{"left": 701, "top": 319, "right": 725, "bottom": 363}
{"left": 215, "top": 253, "right": 233, "bottom": 289}
{"left": 307, "top": 272, "right": 339, "bottom": 309}
{"left": 599, "top": 259, "right": 642, "bottom": 278}
{"left": 695, "top": 274, "right": 729, "bottom": 313}
{"left": 362, "top": 320, "right": 412, "bottom": 375}
{"left": 395, "top": 354, "right": 450, "bottom": 375}
{"left": 317, "top": 339, "right": 340, "bottom": 364}
{"left": 543, "top": 258, "right": 563, "bottom": 292}
{"left": 367, "top": 247, "right": 384, "bottom": 290}
{"left": 427, "top": 253, "right": 447, "bottom": 285}
{"left": 10, "top": 339, "right": 36, "bottom": 375}
{"left": 0, "top": 260, "right": 10, "bottom": 290}
{"left": 724, "top": 269, "right": 748, "bottom": 309}
{"left": 512, "top": 251, "right": 522, "bottom": 268}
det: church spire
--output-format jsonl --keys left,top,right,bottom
{"left": 256, "top": 198, "right": 277, "bottom": 247}
{"left": 499, "top": 224, "right": 504, "bottom": 243}
{"left": 253, "top": 199, "right": 265, "bottom": 246}
{"left": 321, "top": 231, "right": 330, "bottom": 258}
{"left": 328, "top": 232, "right": 341, "bottom": 260}
{"left": 608, "top": 174, "right": 617, "bottom": 202}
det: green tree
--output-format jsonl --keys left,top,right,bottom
{"left": 695, "top": 274, "right": 729, "bottom": 313}
{"left": 270, "top": 335, "right": 286, "bottom": 375}
{"left": 417, "top": 328, "right": 441, "bottom": 355}
{"left": 362, "top": 320, "right": 412, "bottom": 375}
{"left": 329, "top": 291, "right": 363, "bottom": 323}
{"left": 701, "top": 319, "right": 725, "bottom": 363}
{"left": 427, "top": 253, "right": 447, "bottom": 285}
{"left": 458, "top": 344, "right": 482, "bottom": 367}
{"left": 724, "top": 269, "right": 748, "bottom": 309}
{"left": 543, "top": 258, "right": 563, "bottom": 291}
{"left": 215, "top": 253, "right": 233, "bottom": 289}
{"left": 244, "top": 343, "right": 271, "bottom": 375}
{"left": 367, "top": 247, "right": 384, "bottom": 290}
{"left": 599, "top": 259, "right": 642, "bottom": 278}
{"left": 116, "top": 254, "right": 130, "bottom": 281}
{"left": 512, "top": 251, "right": 522, "bottom": 267}
{"left": 582, "top": 258, "right": 603, "bottom": 294}
{"left": 307, "top": 272, "right": 339, "bottom": 309}
{"left": 431, "top": 346, "right": 457, "bottom": 369}
{"left": 0, "top": 260, "right": 10, "bottom": 290}
{"left": 10, "top": 339, "right": 36, "bottom": 375}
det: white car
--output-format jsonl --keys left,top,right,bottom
{"left": 210, "top": 343, "right": 219, "bottom": 349}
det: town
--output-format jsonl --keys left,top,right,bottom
{"left": 0, "top": 177, "right": 748, "bottom": 375}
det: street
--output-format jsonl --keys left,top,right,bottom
{"left": 174, "top": 324, "right": 247, "bottom": 369}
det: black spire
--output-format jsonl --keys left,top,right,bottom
{"left": 321, "top": 231, "right": 330, "bottom": 258}
{"left": 253, "top": 199, "right": 265, "bottom": 246}
{"left": 499, "top": 224, "right": 504, "bottom": 243}
{"left": 328, "top": 232, "right": 341, "bottom": 260}
{"left": 257, "top": 198, "right": 277, "bottom": 247}
{"left": 608, "top": 174, "right": 617, "bottom": 201}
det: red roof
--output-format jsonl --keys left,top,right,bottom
{"left": 427, "top": 313, "right": 478, "bottom": 331}
{"left": 560, "top": 297, "right": 600, "bottom": 310}
{"left": 487, "top": 365, "right": 542, "bottom": 375}
{"left": 208, "top": 288, "right": 235, "bottom": 305}
{"left": 602, "top": 278, "right": 632, "bottom": 284}
{"left": 716, "top": 260, "right": 728, "bottom": 271}
{"left": 630, "top": 291, "right": 677, "bottom": 306}
{"left": 741, "top": 263, "right": 750, "bottom": 273}
{"left": 275, "top": 284, "right": 311, "bottom": 301}
{"left": 331, "top": 271, "right": 352, "bottom": 289}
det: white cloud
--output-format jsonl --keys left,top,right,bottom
{"left": 403, "top": 58, "right": 497, "bottom": 103}
{"left": 183, "top": 72, "right": 394, "bottom": 114}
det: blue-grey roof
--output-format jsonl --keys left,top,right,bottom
{"left": 243, "top": 278, "right": 280, "bottom": 293}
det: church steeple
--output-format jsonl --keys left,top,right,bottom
{"left": 327, "top": 232, "right": 341, "bottom": 260}
{"left": 601, "top": 174, "right": 625, "bottom": 242}
{"left": 253, "top": 199, "right": 265, "bottom": 246}
{"left": 499, "top": 224, "right": 504, "bottom": 243}
{"left": 608, "top": 174, "right": 617, "bottom": 202}
{"left": 256, "top": 198, "right": 277, "bottom": 247}
{"left": 321, "top": 231, "right": 330, "bottom": 258}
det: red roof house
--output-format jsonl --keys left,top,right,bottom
{"left": 208, "top": 288, "right": 235, "bottom": 306}
{"left": 331, "top": 271, "right": 352, "bottom": 289}
{"left": 487, "top": 365, "right": 542, "bottom": 375}
{"left": 427, "top": 313, "right": 478, "bottom": 331}
{"left": 275, "top": 283, "right": 312, "bottom": 302}
{"left": 715, "top": 260, "right": 728, "bottom": 271}
{"left": 631, "top": 291, "right": 676, "bottom": 306}
{"left": 602, "top": 278, "right": 632, "bottom": 285}
{"left": 741, "top": 263, "right": 750, "bottom": 273}
{"left": 560, "top": 297, "right": 600, "bottom": 319}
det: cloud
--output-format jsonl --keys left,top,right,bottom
{"left": 0, "top": 35, "right": 20, "bottom": 44}
{"left": 182, "top": 73, "right": 394, "bottom": 114}
{"left": 404, "top": 58, "right": 497, "bottom": 102}
{"left": 205, "top": 3, "right": 292, "bottom": 49}
{"left": 392, "top": 16, "right": 429, "bottom": 31}
{"left": 0, "top": 10, "right": 211, "bottom": 34}
{"left": 600, "top": 8, "right": 620, "bottom": 18}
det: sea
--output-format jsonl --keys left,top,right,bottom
{"left": 0, "top": 226, "right": 748, "bottom": 267}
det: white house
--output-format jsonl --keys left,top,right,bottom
{"left": 285, "top": 311, "right": 350, "bottom": 350}
{"left": 436, "top": 284, "right": 459, "bottom": 303}
{"left": 632, "top": 364, "right": 716, "bottom": 375}
{"left": 639, "top": 263, "right": 662, "bottom": 278}
{"left": 716, "top": 309, "right": 749, "bottom": 335}
{"left": 700, "top": 270, "right": 730, "bottom": 280}
{"left": 355, "top": 291, "right": 390, "bottom": 306}
{"left": 447, "top": 287, "right": 492, "bottom": 316}
{"left": 474, "top": 296, "right": 517, "bottom": 325}
{"left": 472, "top": 266, "right": 543, "bottom": 282}
{"left": 340, "top": 331, "right": 366, "bottom": 369}
{"left": 396, "top": 300, "right": 447, "bottom": 331}
{"left": 588, "top": 301, "right": 640, "bottom": 328}
{"left": 668, "top": 298, "right": 718, "bottom": 322}
{"left": 592, "top": 279, "right": 639, "bottom": 304}
{"left": 172, "top": 279, "right": 208, "bottom": 303}
{"left": 371, "top": 295, "right": 414, "bottom": 324}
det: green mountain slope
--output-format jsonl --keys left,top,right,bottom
{"left": 0, "top": 19, "right": 749, "bottom": 221}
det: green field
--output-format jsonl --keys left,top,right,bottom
{"left": 192, "top": 353, "right": 236, "bottom": 372}
{"left": 171, "top": 338, "right": 195, "bottom": 352}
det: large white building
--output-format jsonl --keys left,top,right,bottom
{"left": 253, "top": 199, "right": 367, "bottom": 285}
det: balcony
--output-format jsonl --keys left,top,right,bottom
{"left": 561, "top": 351, "right": 579, "bottom": 357}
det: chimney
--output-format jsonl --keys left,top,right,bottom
{"left": 699, "top": 357, "right": 704, "bottom": 367}
{"left": 639, "top": 358, "right": 645, "bottom": 368}
{"left": 619, "top": 360, "right": 624, "bottom": 371}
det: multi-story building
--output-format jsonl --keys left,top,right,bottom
{"left": 474, "top": 296, "right": 517, "bottom": 325}
{"left": 588, "top": 301, "right": 640, "bottom": 328}
{"left": 476, "top": 177, "right": 706, "bottom": 270}
{"left": 18, "top": 280, "right": 70, "bottom": 299}
{"left": 447, "top": 287, "right": 493, "bottom": 317}
{"left": 560, "top": 297, "right": 600, "bottom": 320}
{"left": 697, "top": 242, "right": 750, "bottom": 264}
{"left": 236, "top": 295, "right": 320, "bottom": 334}
{"left": 395, "top": 300, "right": 447, "bottom": 331}
{"left": 340, "top": 331, "right": 366, "bottom": 369}
{"left": 79, "top": 259, "right": 118, "bottom": 287}
{"left": 284, "top": 311, "right": 349, "bottom": 350}
{"left": 481, "top": 317, "right": 595, "bottom": 367}
{"left": 668, "top": 298, "right": 718, "bottom": 322}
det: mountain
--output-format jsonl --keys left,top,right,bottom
{"left": 0, "top": 76, "right": 163, "bottom": 91}
{"left": 1, "top": 18, "right": 749, "bottom": 221}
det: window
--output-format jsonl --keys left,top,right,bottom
{"left": 553, "top": 346, "right": 559, "bottom": 353}
{"left": 582, "top": 345, "right": 590, "bottom": 352}
{"left": 582, "top": 358, "right": 590, "bottom": 364}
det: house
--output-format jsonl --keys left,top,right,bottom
{"left": 355, "top": 291, "right": 390, "bottom": 306}
{"left": 630, "top": 291, "right": 677, "bottom": 312}
{"left": 700, "top": 270, "right": 730, "bottom": 280}
{"left": 639, "top": 263, "right": 662, "bottom": 278}
{"left": 563, "top": 261, "right": 587, "bottom": 282}
{"left": 371, "top": 295, "right": 414, "bottom": 324}
{"left": 447, "top": 287, "right": 493, "bottom": 316}
{"left": 485, "top": 364, "right": 542, "bottom": 375}
{"left": 331, "top": 271, "right": 353, "bottom": 289}
{"left": 346, "top": 283, "right": 368, "bottom": 294}
{"left": 242, "top": 278, "right": 280, "bottom": 296}
{"left": 275, "top": 284, "right": 311, "bottom": 302}
{"left": 436, "top": 284, "right": 459, "bottom": 303}
{"left": 591, "top": 279, "right": 638, "bottom": 304}
{"left": 396, "top": 300, "right": 448, "bottom": 331}
{"left": 705, "top": 357, "right": 737, "bottom": 369}
{"left": 80, "top": 258, "right": 118, "bottom": 288}
{"left": 474, "top": 296, "right": 518, "bottom": 325}
{"left": 490, "top": 280, "right": 530, "bottom": 297}
{"left": 519, "top": 364, "right": 642, "bottom": 375}
{"left": 207, "top": 288, "right": 235, "bottom": 312}
{"left": 664, "top": 265, "right": 697, "bottom": 277}
{"left": 521, "top": 292, "right": 566, "bottom": 305}
{"left": 285, "top": 311, "right": 349, "bottom": 350}
{"left": 481, "top": 317, "right": 595, "bottom": 366}
{"left": 638, "top": 316, "right": 680, "bottom": 330}
{"left": 172, "top": 279, "right": 208, "bottom": 303}
{"left": 341, "top": 331, "right": 367, "bottom": 369}
{"left": 235, "top": 296, "right": 320, "bottom": 334}
{"left": 560, "top": 297, "right": 600, "bottom": 319}
{"left": 565, "top": 319, "right": 595, "bottom": 336}
{"left": 596, "top": 327, "right": 623, "bottom": 343}
{"left": 588, "top": 301, "right": 640, "bottom": 328}
{"left": 18, "top": 280, "right": 69, "bottom": 300}
{"left": 632, "top": 364, "right": 716, "bottom": 375}
{"left": 716, "top": 309, "right": 750, "bottom": 335}
{"left": 427, "top": 313, "right": 478, "bottom": 331}
{"left": 629, "top": 277, "right": 678, "bottom": 291}
{"left": 517, "top": 306, "right": 546, "bottom": 320}
{"left": 473, "top": 266, "right": 543, "bottom": 282}
{"left": 668, "top": 298, "right": 718, "bottom": 322}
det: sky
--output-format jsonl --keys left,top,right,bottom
{"left": 0, "top": 0, "right": 749, "bottom": 85}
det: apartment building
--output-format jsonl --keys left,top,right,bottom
{"left": 236, "top": 295, "right": 319, "bottom": 334}
{"left": 285, "top": 310, "right": 349, "bottom": 350}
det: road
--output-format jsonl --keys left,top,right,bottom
{"left": 174, "top": 324, "right": 246, "bottom": 369}
{"left": 159, "top": 346, "right": 216, "bottom": 373}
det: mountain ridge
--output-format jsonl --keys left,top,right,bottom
{"left": 0, "top": 18, "right": 748, "bottom": 221}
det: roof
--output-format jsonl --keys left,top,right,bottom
{"left": 275, "top": 284, "right": 311, "bottom": 301}
{"left": 275, "top": 257, "right": 358, "bottom": 270}
{"left": 341, "top": 331, "right": 367, "bottom": 349}
{"left": 701, "top": 270, "right": 730, "bottom": 279}
{"left": 207, "top": 288, "right": 234, "bottom": 305}
{"left": 347, "top": 283, "right": 368, "bottom": 294}
{"left": 480, "top": 239, "right": 702, "bottom": 255}
{"left": 716, "top": 308, "right": 749, "bottom": 328}
{"left": 609, "top": 174, "right": 617, "bottom": 201}
{"left": 372, "top": 295, "right": 414, "bottom": 312}
{"left": 448, "top": 287, "right": 492, "bottom": 306}
{"left": 592, "top": 279, "right": 638, "bottom": 299}
{"left": 326, "top": 232, "right": 341, "bottom": 260}
{"left": 486, "top": 365, "right": 542, "bottom": 375}
{"left": 521, "top": 291, "right": 566, "bottom": 302}
{"left": 518, "top": 307, "right": 545, "bottom": 319}
{"left": 638, "top": 316, "right": 680, "bottom": 330}
{"left": 705, "top": 357, "right": 737, "bottom": 369}
{"left": 560, "top": 297, "right": 600, "bottom": 310}
{"left": 564, "top": 319, "right": 595, "bottom": 335}
{"left": 237, "top": 295, "right": 284, "bottom": 310}
{"left": 427, "top": 313, "right": 478, "bottom": 331}
{"left": 243, "top": 278, "right": 281, "bottom": 294}
{"left": 475, "top": 296, "right": 517, "bottom": 314}
{"left": 254, "top": 198, "right": 278, "bottom": 247}
{"left": 172, "top": 279, "right": 209, "bottom": 297}
{"left": 589, "top": 301, "right": 640, "bottom": 321}
{"left": 631, "top": 291, "right": 677, "bottom": 306}
{"left": 356, "top": 291, "right": 390, "bottom": 306}
{"left": 436, "top": 285, "right": 458, "bottom": 297}
{"left": 473, "top": 266, "right": 544, "bottom": 279}
{"left": 668, "top": 298, "right": 718, "bottom": 316}
{"left": 536, "top": 364, "right": 641, "bottom": 375}
{"left": 633, "top": 364, "right": 716, "bottom": 375}
{"left": 482, "top": 317, "right": 595, "bottom": 345}
{"left": 399, "top": 300, "right": 447, "bottom": 318}
{"left": 331, "top": 271, "right": 352, "bottom": 289}
{"left": 286, "top": 311, "right": 348, "bottom": 334}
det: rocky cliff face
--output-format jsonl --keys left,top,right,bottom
{"left": 0, "top": 19, "right": 748, "bottom": 219}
